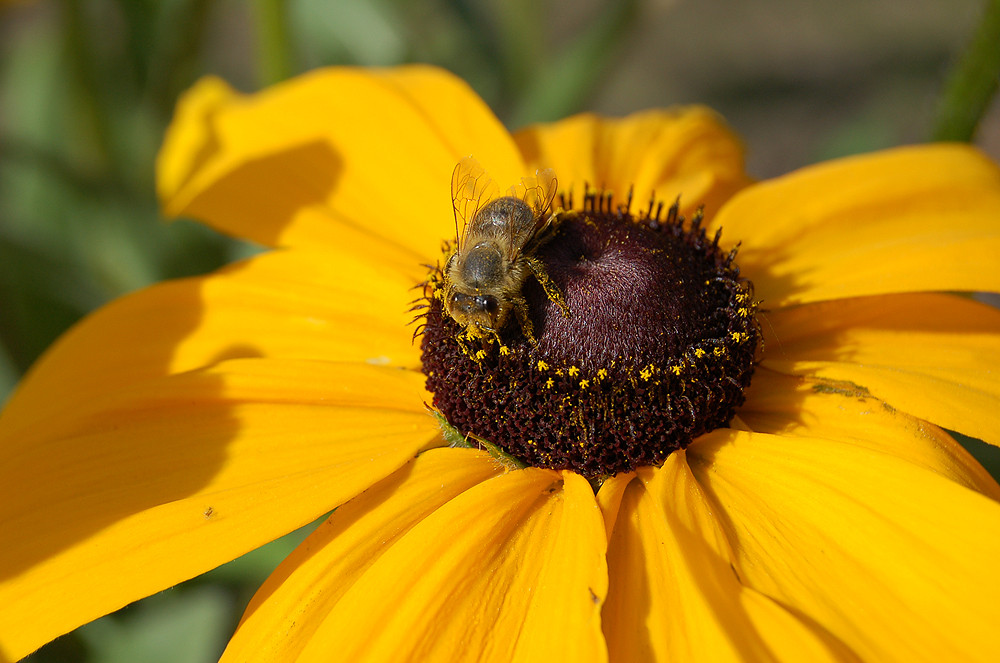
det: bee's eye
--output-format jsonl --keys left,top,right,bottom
{"left": 449, "top": 292, "right": 497, "bottom": 317}
{"left": 476, "top": 295, "right": 499, "bottom": 314}
{"left": 449, "top": 292, "right": 472, "bottom": 312}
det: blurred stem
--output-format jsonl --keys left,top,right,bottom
{"left": 0, "top": 135, "right": 127, "bottom": 200}
{"left": 128, "top": 0, "right": 211, "bottom": 117}
{"left": 254, "top": 0, "right": 293, "bottom": 87}
{"left": 931, "top": 0, "right": 1000, "bottom": 142}
{"left": 494, "top": 0, "right": 544, "bottom": 97}
{"left": 62, "top": 0, "right": 114, "bottom": 174}
{"left": 510, "top": 0, "right": 639, "bottom": 127}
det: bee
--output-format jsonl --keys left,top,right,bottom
{"left": 443, "top": 156, "right": 570, "bottom": 344}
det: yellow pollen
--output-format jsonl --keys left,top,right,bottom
{"left": 670, "top": 365, "right": 683, "bottom": 376}
{"left": 579, "top": 379, "right": 590, "bottom": 389}
{"left": 537, "top": 360, "right": 549, "bottom": 371}
{"left": 567, "top": 366, "right": 580, "bottom": 377}
{"left": 475, "top": 350, "right": 487, "bottom": 360}
{"left": 694, "top": 348, "right": 706, "bottom": 358}
{"left": 596, "top": 368, "right": 608, "bottom": 380}
{"left": 545, "top": 378, "right": 554, "bottom": 389}
{"left": 499, "top": 345, "right": 511, "bottom": 356}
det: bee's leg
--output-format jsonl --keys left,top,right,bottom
{"left": 511, "top": 296, "right": 538, "bottom": 345}
{"left": 486, "top": 327, "right": 504, "bottom": 346}
{"left": 456, "top": 327, "right": 486, "bottom": 360}
{"left": 526, "top": 256, "right": 571, "bottom": 318}
{"left": 455, "top": 331, "right": 472, "bottom": 357}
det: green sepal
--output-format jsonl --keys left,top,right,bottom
{"left": 430, "top": 409, "right": 527, "bottom": 471}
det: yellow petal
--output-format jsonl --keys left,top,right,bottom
{"left": 295, "top": 469, "right": 608, "bottom": 663}
{"left": 514, "top": 108, "right": 750, "bottom": 221}
{"left": 222, "top": 447, "right": 504, "bottom": 662}
{"left": 712, "top": 144, "right": 1000, "bottom": 305}
{"left": 688, "top": 429, "right": 1000, "bottom": 662}
{"left": 759, "top": 293, "right": 1000, "bottom": 449}
{"left": 0, "top": 246, "right": 424, "bottom": 435}
{"left": 158, "top": 65, "right": 525, "bottom": 259}
{"left": 595, "top": 470, "right": 634, "bottom": 541}
{"left": 739, "top": 368, "right": 1000, "bottom": 500}
{"left": 602, "top": 454, "right": 854, "bottom": 663}
{"left": 0, "top": 359, "right": 436, "bottom": 662}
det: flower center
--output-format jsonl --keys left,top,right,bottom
{"left": 419, "top": 192, "right": 760, "bottom": 478}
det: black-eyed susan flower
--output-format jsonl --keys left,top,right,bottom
{"left": 2, "top": 65, "right": 1000, "bottom": 662}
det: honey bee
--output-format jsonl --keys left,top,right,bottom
{"left": 443, "top": 156, "right": 570, "bottom": 343}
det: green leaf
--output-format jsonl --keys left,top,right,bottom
{"left": 931, "top": 0, "right": 1000, "bottom": 141}
{"left": 77, "top": 587, "right": 231, "bottom": 663}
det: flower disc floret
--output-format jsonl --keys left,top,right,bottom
{"left": 421, "top": 192, "right": 760, "bottom": 477}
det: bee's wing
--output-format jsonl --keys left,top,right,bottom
{"left": 451, "top": 156, "right": 501, "bottom": 251}
{"left": 508, "top": 168, "right": 558, "bottom": 225}
{"left": 504, "top": 168, "right": 559, "bottom": 259}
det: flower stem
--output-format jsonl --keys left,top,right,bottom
{"left": 511, "top": 0, "right": 639, "bottom": 127}
{"left": 62, "top": 0, "right": 113, "bottom": 174}
{"left": 931, "top": 0, "right": 1000, "bottom": 142}
{"left": 253, "top": 0, "right": 293, "bottom": 87}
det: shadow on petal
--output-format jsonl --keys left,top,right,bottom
{"left": 171, "top": 140, "right": 345, "bottom": 249}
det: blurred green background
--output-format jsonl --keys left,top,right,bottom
{"left": 2, "top": 0, "right": 998, "bottom": 661}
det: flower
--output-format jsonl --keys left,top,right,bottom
{"left": 2, "top": 64, "right": 1000, "bottom": 662}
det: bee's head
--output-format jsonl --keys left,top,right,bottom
{"left": 443, "top": 243, "right": 510, "bottom": 334}
{"left": 445, "top": 288, "right": 502, "bottom": 332}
